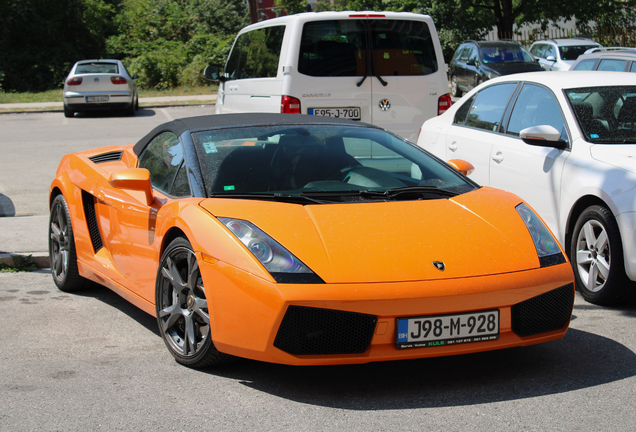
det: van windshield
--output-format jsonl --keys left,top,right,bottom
{"left": 298, "top": 19, "right": 438, "bottom": 77}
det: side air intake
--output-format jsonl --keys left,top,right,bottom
{"left": 89, "top": 151, "right": 124, "bottom": 163}
{"left": 82, "top": 190, "right": 103, "bottom": 253}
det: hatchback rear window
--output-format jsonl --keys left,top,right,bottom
{"left": 298, "top": 19, "right": 438, "bottom": 77}
{"left": 75, "top": 63, "right": 119, "bottom": 74}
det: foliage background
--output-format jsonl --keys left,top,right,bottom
{"left": 1, "top": 0, "right": 634, "bottom": 93}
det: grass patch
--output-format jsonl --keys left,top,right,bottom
{"left": 0, "top": 85, "right": 218, "bottom": 104}
{"left": 0, "top": 89, "right": 63, "bottom": 104}
{"left": 0, "top": 255, "right": 38, "bottom": 272}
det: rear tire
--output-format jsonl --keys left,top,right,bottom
{"left": 49, "top": 194, "right": 84, "bottom": 292}
{"left": 63, "top": 106, "right": 74, "bottom": 118}
{"left": 155, "top": 237, "right": 236, "bottom": 367}
{"left": 570, "top": 205, "right": 636, "bottom": 305}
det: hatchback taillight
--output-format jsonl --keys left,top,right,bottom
{"left": 281, "top": 96, "right": 301, "bottom": 114}
{"left": 110, "top": 76, "right": 128, "bottom": 85}
{"left": 66, "top": 77, "right": 82, "bottom": 86}
{"left": 438, "top": 93, "right": 452, "bottom": 115}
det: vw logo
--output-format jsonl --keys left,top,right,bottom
{"left": 432, "top": 261, "right": 446, "bottom": 271}
{"left": 378, "top": 98, "right": 391, "bottom": 111}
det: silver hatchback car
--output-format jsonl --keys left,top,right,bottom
{"left": 63, "top": 59, "right": 138, "bottom": 118}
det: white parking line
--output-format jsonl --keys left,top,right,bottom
{"left": 161, "top": 108, "right": 174, "bottom": 122}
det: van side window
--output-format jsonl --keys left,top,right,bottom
{"left": 298, "top": 19, "right": 438, "bottom": 77}
{"left": 225, "top": 25, "right": 285, "bottom": 80}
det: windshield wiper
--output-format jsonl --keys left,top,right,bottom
{"left": 356, "top": 22, "right": 387, "bottom": 87}
{"left": 209, "top": 192, "right": 328, "bottom": 204}
{"left": 301, "top": 186, "right": 458, "bottom": 201}
{"left": 360, "top": 186, "right": 458, "bottom": 200}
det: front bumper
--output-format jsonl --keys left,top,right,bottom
{"left": 200, "top": 259, "right": 574, "bottom": 365}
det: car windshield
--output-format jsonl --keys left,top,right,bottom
{"left": 75, "top": 62, "right": 119, "bottom": 74}
{"left": 558, "top": 45, "right": 599, "bottom": 61}
{"left": 480, "top": 45, "right": 534, "bottom": 63}
{"left": 191, "top": 124, "right": 476, "bottom": 202}
{"left": 566, "top": 86, "right": 636, "bottom": 143}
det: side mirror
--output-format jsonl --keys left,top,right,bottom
{"left": 204, "top": 65, "right": 225, "bottom": 82}
{"left": 109, "top": 168, "right": 154, "bottom": 205}
{"left": 447, "top": 159, "right": 475, "bottom": 176}
{"left": 466, "top": 59, "right": 476, "bottom": 66}
{"left": 546, "top": 55, "right": 557, "bottom": 62}
{"left": 520, "top": 125, "right": 567, "bottom": 150}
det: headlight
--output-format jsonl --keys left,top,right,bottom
{"left": 219, "top": 218, "right": 322, "bottom": 283}
{"left": 516, "top": 203, "right": 566, "bottom": 267}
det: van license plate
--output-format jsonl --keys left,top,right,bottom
{"left": 86, "top": 96, "right": 109, "bottom": 102}
{"left": 396, "top": 310, "right": 499, "bottom": 349}
{"left": 308, "top": 107, "right": 360, "bottom": 120}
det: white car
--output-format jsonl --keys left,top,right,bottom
{"left": 63, "top": 59, "right": 138, "bottom": 118}
{"left": 529, "top": 38, "right": 602, "bottom": 71}
{"left": 417, "top": 71, "right": 636, "bottom": 305}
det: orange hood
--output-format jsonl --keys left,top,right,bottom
{"left": 198, "top": 187, "right": 542, "bottom": 283}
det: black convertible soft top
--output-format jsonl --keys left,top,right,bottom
{"left": 132, "top": 113, "right": 367, "bottom": 156}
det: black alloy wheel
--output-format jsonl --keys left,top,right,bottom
{"left": 155, "top": 237, "right": 235, "bottom": 367}
{"left": 49, "top": 194, "right": 84, "bottom": 292}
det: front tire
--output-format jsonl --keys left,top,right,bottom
{"left": 570, "top": 205, "right": 636, "bottom": 305}
{"left": 49, "top": 194, "right": 84, "bottom": 292}
{"left": 155, "top": 237, "right": 235, "bottom": 367}
{"left": 450, "top": 75, "right": 462, "bottom": 97}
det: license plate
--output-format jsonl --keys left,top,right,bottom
{"left": 308, "top": 107, "right": 361, "bottom": 120}
{"left": 396, "top": 310, "right": 499, "bottom": 349}
{"left": 86, "top": 96, "right": 109, "bottom": 102}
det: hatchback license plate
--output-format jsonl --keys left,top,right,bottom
{"left": 308, "top": 107, "right": 360, "bottom": 120}
{"left": 396, "top": 310, "right": 499, "bottom": 349}
{"left": 86, "top": 96, "right": 109, "bottom": 102}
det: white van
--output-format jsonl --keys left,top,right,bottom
{"left": 204, "top": 11, "right": 450, "bottom": 142}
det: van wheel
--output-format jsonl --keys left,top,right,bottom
{"left": 570, "top": 205, "right": 636, "bottom": 305}
{"left": 451, "top": 76, "right": 462, "bottom": 97}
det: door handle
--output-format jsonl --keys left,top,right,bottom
{"left": 492, "top": 151, "right": 504, "bottom": 163}
{"left": 448, "top": 141, "right": 458, "bottom": 152}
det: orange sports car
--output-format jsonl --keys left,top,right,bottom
{"left": 49, "top": 113, "right": 574, "bottom": 368}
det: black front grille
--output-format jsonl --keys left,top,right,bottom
{"left": 89, "top": 151, "right": 123, "bottom": 163}
{"left": 274, "top": 306, "right": 377, "bottom": 355}
{"left": 82, "top": 190, "right": 103, "bottom": 253}
{"left": 511, "top": 283, "right": 574, "bottom": 337}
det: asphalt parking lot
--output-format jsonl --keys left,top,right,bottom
{"left": 1, "top": 106, "right": 635, "bottom": 431}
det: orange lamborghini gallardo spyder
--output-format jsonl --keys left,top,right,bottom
{"left": 49, "top": 113, "right": 574, "bottom": 368}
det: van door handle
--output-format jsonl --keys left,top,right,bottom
{"left": 492, "top": 151, "right": 504, "bottom": 163}
{"left": 448, "top": 141, "right": 457, "bottom": 152}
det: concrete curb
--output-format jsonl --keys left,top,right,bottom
{"left": 0, "top": 252, "right": 50, "bottom": 269}
{"left": 0, "top": 101, "right": 216, "bottom": 115}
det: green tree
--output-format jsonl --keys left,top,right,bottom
{"left": 274, "top": 0, "right": 310, "bottom": 14}
{"left": 0, "top": 0, "right": 116, "bottom": 92}
{"left": 108, "top": 0, "right": 248, "bottom": 89}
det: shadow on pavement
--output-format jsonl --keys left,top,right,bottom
{"left": 71, "top": 281, "right": 636, "bottom": 410}
{"left": 71, "top": 108, "right": 157, "bottom": 119}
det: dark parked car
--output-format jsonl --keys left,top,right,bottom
{"left": 449, "top": 40, "right": 542, "bottom": 97}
